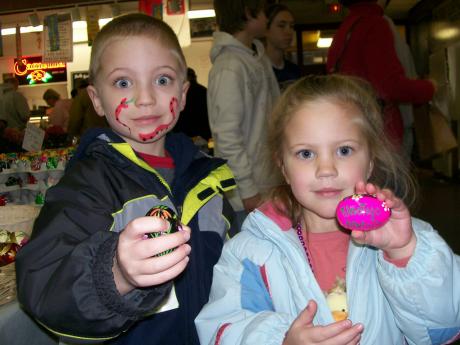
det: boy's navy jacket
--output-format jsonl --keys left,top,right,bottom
{"left": 16, "top": 129, "right": 237, "bottom": 345}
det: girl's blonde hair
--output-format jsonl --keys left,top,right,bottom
{"left": 89, "top": 13, "right": 187, "bottom": 85}
{"left": 266, "top": 74, "right": 417, "bottom": 223}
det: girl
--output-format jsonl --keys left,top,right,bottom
{"left": 265, "top": 4, "right": 301, "bottom": 90}
{"left": 195, "top": 75, "right": 460, "bottom": 345}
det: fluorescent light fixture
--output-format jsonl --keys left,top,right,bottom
{"left": 317, "top": 37, "right": 332, "bottom": 48}
{"left": 1, "top": 18, "right": 114, "bottom": 42}
{"left": 434, "top": 27, "right": 460, "bottom": 40}
{"left": 2, "top": 25, "right": 43, "bottom": 35}
{"left": 188, "top": 9, "right": 215, "bottom": 19}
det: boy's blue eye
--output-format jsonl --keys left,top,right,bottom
{"left": 296, "top": 149, "right": 314, "bottom": 160}
{"left": 337, "top": 146, "right": 353, "bottom": 156}
{"left": 155, "top": 75, "right": 172, "bottom": 86}
{"left": 114, "top": 79, "right": 132, "bottom": 88}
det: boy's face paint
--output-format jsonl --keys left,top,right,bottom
{"left": 89, "top": 36, "right": 189, "bottom": 155}
{"left": 115, "top": 97, "right": 134, "bottom": 130}
{"left": 139, "top": 97, "right": 178, "bottom": 141}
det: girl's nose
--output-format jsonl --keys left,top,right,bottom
{"left": 316, "top": 155, "right": 338, "bottom": 178}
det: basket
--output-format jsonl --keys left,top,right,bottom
{"left": 0, "top": 205, "right": 41, "bottom": 235}
{"left": 0, "top": 262, "right": 16, "bottom": 306}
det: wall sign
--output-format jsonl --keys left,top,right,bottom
{"left": 14, "top": 56, "right": 67, "bottom": 85}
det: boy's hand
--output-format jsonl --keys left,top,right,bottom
{"left": 283, "top": 300, "right": 363, "bottom": 345}
{"left": 113, "top": 216, "right": 191, "bottom": 295}
{"left": 351, "top": 182, "right": 416, "bottom": 260}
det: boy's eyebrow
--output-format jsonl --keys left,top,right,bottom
{"left": 105, "top": 65, "right": 178, "bottom": 77}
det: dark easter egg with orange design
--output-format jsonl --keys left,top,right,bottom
{"left": 145, "top": 205, "right": 181, "bottom": 256}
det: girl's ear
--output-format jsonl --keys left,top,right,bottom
{"left": 367, "top": 159, "right": 374, "bottom": 180}
{"left": 279, "top": 159, "right": 290, "bottom": 185}
{"left": 86, "top": 85, "right": 105, "bottom": 117}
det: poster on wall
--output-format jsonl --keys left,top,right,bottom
{"left": 139, "top": 0, "right": 163, "bottom": 19}
{"left": 166, "top": 0, "right": 185, "bottom": 15}
{"left": 14, "top": 56, "right": 67, "bottom": 85}
{"left": 43, "top": 13, "right": 73, "bottom": 62}
{"left": 190, "top": 17, "right": 216, "bottom": 38}
{"left": 86, "top": 7, "right": 100, "bottom": 47}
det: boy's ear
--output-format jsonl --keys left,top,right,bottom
{"left": 86, "top": 85, "right": 105, "bottom": 117}
{"left": 178, "top": 80, "right": 190, "bottom": 112}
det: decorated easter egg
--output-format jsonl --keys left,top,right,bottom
{"left": 145, "top": 205, "right": 181, "bottom": 256}
{"left": 336, "top": 194, "right": 391, "bottom": 231}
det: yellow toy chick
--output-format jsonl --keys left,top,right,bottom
{"left": 325, "top": 277, "right": 348, "bottom": 321}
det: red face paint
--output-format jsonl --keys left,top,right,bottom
{"left": 138, "top": 97, "right": 179, "bottom": 141}
{"left": 115, "top": 98, "right": 134, "bottom": 129}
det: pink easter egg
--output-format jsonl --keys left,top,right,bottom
{"left": 336, "top": 194, "right": 391, "bottom": 231}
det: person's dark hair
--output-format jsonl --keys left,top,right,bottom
{"left": 265, "top": 4, "right": 293, "bottom": 29}
{"left": 76, "top": 78, "right": 90, "bottom": 90}
{"left": 214, "top": 0, "right": 266, "bottom": 34}
{"left": 187, "top": 68, "right": 197, "bottom": 83}
{"left": 339, "top": 0, "right": 377, "bottom": 7}
{"left": 43, "top": 89, "right": 60, "bottom": 102}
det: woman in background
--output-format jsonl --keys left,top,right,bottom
{"left": 265, "top": 4, "right": 301, "bottom": 90}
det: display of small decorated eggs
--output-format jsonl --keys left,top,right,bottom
{"left": 145, "top": 205, "right": 181, "bottom": 256}
{"left": 336, "top": 194, "right": 391, "bottom": 231}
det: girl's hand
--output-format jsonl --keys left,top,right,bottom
{"left": 113, "top": 216, "right": 191, "bottom": 295}
{"left": 283, "top": 300, "right": 363, "bottom": 345}
{"left": 351, "top": 182, "right": 416, "bottom": 260}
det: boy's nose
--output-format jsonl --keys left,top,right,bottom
{"left": 135, "top": 87, "right": 156, "bottom": 107}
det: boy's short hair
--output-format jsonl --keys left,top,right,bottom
{"left": 213, "top": 0, "right": 266, "bottom": 34}
{"left": 89, "top": 13, "right": 187, "bottom": 84}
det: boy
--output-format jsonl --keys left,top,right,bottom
{"left": 16, "top": 13, "right": 236, "bottom": 345}
{"left": 208, "top": 0, "right": 280, "bottom": 223}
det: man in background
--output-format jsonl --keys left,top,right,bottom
{"left": 0, "top": 77, "right": 30, "bottom": 130}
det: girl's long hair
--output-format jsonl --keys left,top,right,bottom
{"left": 264, "top": 74, "right": 417, "bottom": 223}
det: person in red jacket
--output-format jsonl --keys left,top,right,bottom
{"left": 327, "top": 0, "right": 436, "bottom": 148}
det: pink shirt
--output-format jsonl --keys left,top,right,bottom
{"left": 259, "top": 202, "right": 410, "bottom": 294}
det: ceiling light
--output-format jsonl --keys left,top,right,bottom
{"left": 317, "top": 37, "right": 332, "bottom": 48}
{"left": 188, "top": 10, "right": 215, "bottom": 19}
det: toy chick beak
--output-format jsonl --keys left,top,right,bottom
{"left": 332, "top": 310, "right": 348, "bottom": 321}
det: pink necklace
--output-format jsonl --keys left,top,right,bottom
{"left": 295, "top": 222, "right": 314, "bottom": 274}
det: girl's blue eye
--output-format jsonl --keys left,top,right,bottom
{"left": 155, "top": 75, "right": 172, "bottom": 86}
{"left": 338, "top": 146, "right": 353, "bottom": 156}
{"left": 296, "top": 149, "right": 314, "bottom": 160}
{"left": 114, "top": 79, "right": 132, "bottom": 88}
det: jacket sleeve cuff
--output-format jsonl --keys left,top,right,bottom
{"left": 93, "top": 234, "right": 172, "bottom": 318}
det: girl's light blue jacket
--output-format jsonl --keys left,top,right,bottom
{"left": 196, "top": 208, "right": 460, "bottom": 345}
